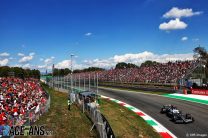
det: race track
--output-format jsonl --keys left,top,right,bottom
{"left": 98, "top": 87, "right": 208, "bottom": 138}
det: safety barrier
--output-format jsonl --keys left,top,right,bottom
{"left": 191, "top": 88, "right": 208, "bottom": 96}
{"left": 47, "top": 77, "right": 115, "bottom": 138}
{"left": 74, "top": 93, "right": 115, "bottom": 138}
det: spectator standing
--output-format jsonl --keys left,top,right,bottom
{"left": 68, "top": 97, "right": 71, "bottom": 111}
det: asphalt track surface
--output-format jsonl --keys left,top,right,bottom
{"left": 97, "top": 87, "right": 208, "bottom": 138}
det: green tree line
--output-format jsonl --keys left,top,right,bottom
{"left": 52, "top": 68, "right": 71, "bottom": 76}
{"left": 73, "top": 67, "right": 105, "bottom": 73}
{"left": 0, "top": 66, "right": 40, "bottom": 79}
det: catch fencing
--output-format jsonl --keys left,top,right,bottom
{"left": 47, "top": 76, "right": 115, "bottom": 138}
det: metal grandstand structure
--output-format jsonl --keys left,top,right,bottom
{"left": 179, "top": 60, "right": 206, "bottom": 87}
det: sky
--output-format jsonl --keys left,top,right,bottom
{"left": 0, "top": 0, "right": 208, "bottom": 71}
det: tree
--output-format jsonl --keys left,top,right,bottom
{"left": 140, "top": 60, "right": 158, "bottom": 67}
{"left": 0, "top": 66, "right": 10, "bottom": 77}
{"left": 64, "top": 68, "right": 71, "bottom": 75}
{"left": 73, "top": 69, "right": 81, "bottom": 73}
{"left": 72, "top": 67, "right": 105, "bottom": 73}
{"left": 0, "top": 66, "right": 40, "bottom": 79}
{"left": 193, "top": 46, "right": 208, "bottom": 78}
{"left": 115, "top": 62, "right": 138, "bottom": 69}
{"left": 127, "top": 63, "right": 138, "bottom": 68}
{"left": 115, "top": 62, "right": 128, "bottom": 69}
{"left": 52, "top": 68, "right": 71, "bottom": 76}
{"left": 83, "top": 67, "right": 105, "bottom": 72}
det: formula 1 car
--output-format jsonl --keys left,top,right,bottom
{"left": 166, "top": 107, "right": 181, "bottom": 118}
{"left": 160, "top": 105, "right": 174, "bottom": 113}
{"left": 171, "top": 113, "right": 194, "bottom": 124}
{"left": 160, "top": 105, "right": 179, "bottom": 116}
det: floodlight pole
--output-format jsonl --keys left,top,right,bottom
{"left": 70, "top": 54, "right": 74, "bottom": 93}
{"left": 203, "top": 65, "right": 206, "bottom": 80}
{"left": 84, "top": 74, "right": 85, "bottom": 91}
{"left": 94, "top": 74, "right": 96, "bottom": 89}
{"left": 52, "top": 64, "right": 54, "bottom": 88}
{"left": 74, "top": 76, "right": 76, "bottom": 90}
{"left": 79, "top": 75, "right": 80, "bottom": 92}
{"left": 89, "top": 74, "right": 90, "bottom": 91}
{"left": 96, "top": 73, "right": 98, "bottom": 96}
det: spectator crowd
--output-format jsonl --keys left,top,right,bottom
{"left": 0, "top": 77, "right": 48, "bottom": 126}
{"left": 71, "top": 60, "right": 198, "bottom": 84}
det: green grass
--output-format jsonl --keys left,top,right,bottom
{"left": 99, "top": 86, "right": 167, "bottom": 95}
{"left": 99, "top": 99, "right": 161, "bottom": 138}
{"left": 34, "top": 84, "right": 97, "bottom": 137}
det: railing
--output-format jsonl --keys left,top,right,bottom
{"left": 183, "top": 61, "right": 200, "bottom": 79}
{"left": 47, "top": 77, "right": 115, "bottom": 138}
{"left": 74, "top": 92, "right": 115, "bottom": 138}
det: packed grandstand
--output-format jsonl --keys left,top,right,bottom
{"left": 0, "top": 78, "right": 48, "bottom": 126}
{"left": 70, "top": 60, "right": 199, "bottom": 84}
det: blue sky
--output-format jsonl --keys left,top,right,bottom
{"left": 0, "top": 0, "right": 208, "bottom": 71}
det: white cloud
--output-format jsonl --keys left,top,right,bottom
{"left": 0, "top": 58, "right": 9, "bottom": 66}
{"left": 19, "top": 52, "right": 35, "bottom": 63}
{"left": 14, "top": 63, "right": 37, "bottom": 69}
{"left": 22, "top": 63, "right": 31, "bottom": 68}
{"left": 55, "top": 60, "right": 84, "bottom": 69}
{"left": 17, "top": 53, "right": 24, "bottom": 56}
{"left": 85, "top": 32, "right": 92, "bottom": 36}
{"left": 83, "top": 58, "right": 114, "bottom": 69}
{"left": 82, "top": 51, "right": 194, "bottom": 69}
{"left": 36, "top": 64, "right": 54, "bottom": 70}
{"left": 163, "top": 7, "right": 203, "bottom": 18}
{"left": 34, "top": 56, "right": 55, "bottom": 71}
{"left": 0, "top": 52, "right": 10, "bottom": 57}
{"left": 113, "top": 51, "right": 154, "bottom": 63}
{"left": 159, "top": 18, "right": 187, "bottom": 30}
{"left": 55, "top": 60, "right": 71, "bottom": 69}
{"left": 44, "top": 56, "right": 55, "bottom": 65}
{"left": 37, "top": 65, "right": 47, "bottom": 69}
{"left": 181, "top": 36, "right": 188, "bottom": 41}
{"left": 29, "top": 52, "right": 35, "bottom": 56}
{"left": 29, "top": 51, "right": 194, "bottom": 71}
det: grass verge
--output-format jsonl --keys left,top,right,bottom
{"left": 99, "top": 98, "right": 161, "bottom": 138}
{"left": 34, "top": 84, "right": 97, "bottom": 137}
{"left": 99, "top": 86, "right": 167, "bottom": 95}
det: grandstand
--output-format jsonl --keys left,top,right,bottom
{"left": 0, "top": 77, "right": 49, "bottom": 126}
{"left": 69, "top": 60, "right": 199, "bottom": 85}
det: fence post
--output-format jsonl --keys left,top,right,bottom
{"left": 82, "top": 95, "right": 85, "bottom": 113}
{"left": 79, "top": 75, "right": 80, "bottom": 92}
{"left": 89, "top": 74, "right": 90, "bottom": 91}
{"left": 84, "top": 75, "right": 85, "bottom": 91}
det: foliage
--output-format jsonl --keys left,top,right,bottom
{"left": 74, "top": 67, "right": 105, "bottom": 73}
{"left": 53, "top": 68, "right": 71, "bottom": 76}
{"left": 193, "top": 46, "right": 208, "bottom": 78}
{"left": 140, "top": 60, "right": 159, "bottom": 67}
{"left": 115, "top": 62, "right": 138, "bottom": 69}
{"left": 0, "top": 66, "right": 40, "bottom": 79}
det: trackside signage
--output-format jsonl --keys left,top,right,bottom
{"left": 191, "top": 89, "right": 208, "bottom": 96}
